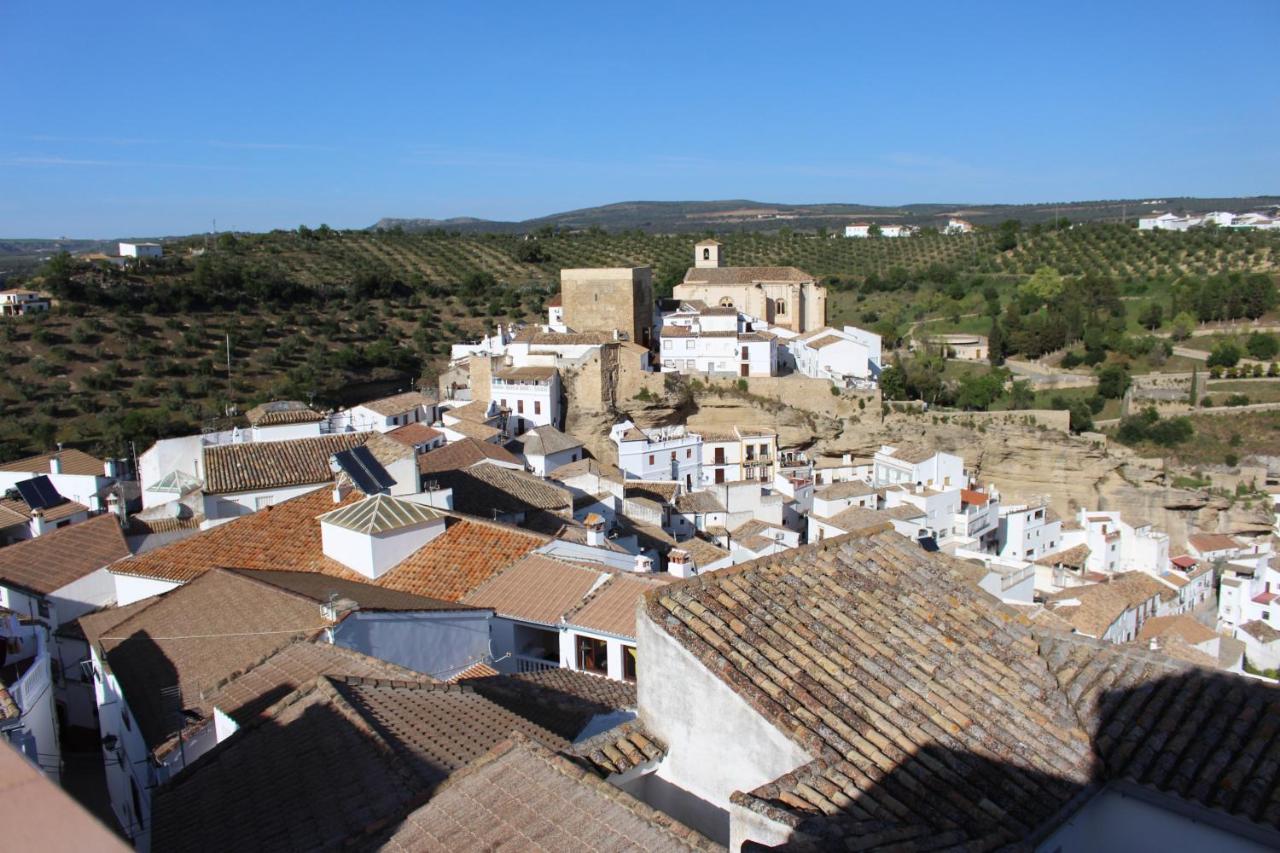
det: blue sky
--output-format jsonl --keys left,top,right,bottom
{"left": 2, "top": 1, "right": 1277, "bottom": 237}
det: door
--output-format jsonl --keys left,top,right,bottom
{"left": 714, "top": 447, "right": 725, "bottom": 464}
{"left": 715, "top": 468, "right": 725, "bottom": 484}
{"left": 740, "top": 363, "right": 749, "bottom": 377}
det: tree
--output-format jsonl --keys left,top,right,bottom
{"left": 1138, "top": 303, "right": 1163, "bottom": 330}
{"left": 868, "top": 224, "right": 882, "bottom": 238}
{"left": 954, "top": 371, "right": 1006, "bottom": 411}
{"left": 1009, "top": 380, "right": 1035, "bottom": 410}
{"left": 879, "top": 364, "right": 907, "bottom": 400}
{"left": 1247, "top": 332, "right": 1279, "bottom": 361}
{"left": 987, "top": 318, "right": 1006, "bottom": 366}
{"left": 1067, "top": 400, "right": 1094, "bottom": 433}
{"left": 1097, "top": 364, "right": 1131, "bottom": 399}
{"left": 1169, "top": 311, "right": 1196, "bottom": 341}
{"left": 1206, "top": 341, "right": 1241, "bottom": 368}
{"left": 995, "top": 219, "right": 1020, "bottom": 252}
{"left": 1020, "top": 266, "right": 1065, "bottom": 302}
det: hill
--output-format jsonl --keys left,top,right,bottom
{"left": 0, "top": 222, "right": 1275, "bottom": 463}
{"left": 373, "top": 196, "right": 1280, "bottom": 235}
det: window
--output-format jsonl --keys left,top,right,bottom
{"left": 534, "top": 401, "right": 541, "bottom": 415}
{"left": 686, "top": 449, "right": 692, "bottom": 459}
{"left": 623, "top": 645, "right": 637, "bottom": 682}
{"left": 663, "top": 339, "right": 671, "bottom": 350}
{"left": 517, "top": 400, "right": 524, "bottom": 414}
{"left": 719, "top": 297, "right": 734, "bottom": 308}
{"left": 648, "top": 455, "right": 655, "bottom": 465}
{"left": 775, "top": 298, "right": 786, "bottom": 315}
{"left": 702, "top": 248, "right": 710, "bottom": 260}
{"left": 37, "top": 599, "right": 50, "bottom": 619}
{"left": 685, "top": 340, "right": 695, "bottom": 350}
{"left": 576, "top": 635, "right": 608, "bottom": 675}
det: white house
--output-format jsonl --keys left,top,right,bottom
{"left": 0, "top": 615, "right": 58, "bottom": 783}
{"left": 788, "top": 325, "right": 880, "bottom": 386}
{"left": 0, "top": 288, "right": 51, "bottom": 316}
{"left": 490, "top": 365, "right": 561, "bottom": 434}
{"left": 843, "top": 223, "right": 915, "bottom": 238}
{"left": 809, "top": 479, "right": 877, "bottom": 521}
{"left": 0, "top": 475, "right": 93, "bottom": 545}
{"left": 0, "top": 448, "right": 126, "bottom": 513}
{"left": 515, "top": 425, "right": 584, "bottom": 477}
{"left": 1043, "top": 572, "right": 1167, "bottom": 643}
{"left": 611, "top": 421, "right": 702, "bottom": 490}
{"left": 700, "top": 427, "right": 777, "bottom": 486}
{"left": 546, "top": 293, "right": 566, "bottom": 331}
{"left": 996, "top": 502, "right": 1063, "bottom": 562}
{"left": 1056, "top": 510, "right": 1171, "bottom": 577}
{"left": 343, "top": 391, "right": 437, "bottom": 433}
{"left": 943, "top": 217, "right": 974, "bottom": 234}
{"left": 118, "top": 241, "right": 162, "bottom": 258}
{"left": 658, "top": 302, "right": 777, "bottom": 378}
{"left": 872, "top": 444, "right": 964, "bottom": 490}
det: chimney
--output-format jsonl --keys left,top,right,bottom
{"left": 30, "top": 508, "right": 46, "bottom": 537}
{"left": 106, "top": 492, "right": 127, "bottom": 525}
{"left": 332, "top": 480, "right": 351, "bottom": 504}
{"left": 1148, "top": 637, "right": 1160, "bottom": 651}
{"left": 634, "top": 553, "right": 654, "bottom": 573}
{"left": 322, "top": 594, "right": 360, "bottom": 623}
{"left": 49, "top": 449, "right": 62, "bottom": 475}
{"left": 667, "top": 548, "right": 694, "bottom": 578}
{"left": 584, "top": 513, "right": 605, "bottom": 547}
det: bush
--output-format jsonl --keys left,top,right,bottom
{"left": 1097, "top": 364, "right": 1131, "bottom": 399}
{"left": 1207, "top": 341, "right": 1241, "bottom": 368}
{"left": 1201, "top": 396, "right": 1213, "bottom": 407}
{"left": 1247, "top": 332, "right": 1279, "bottom": 361}
{"left": 1225, "top": 452, "right": 1239, "bottom": 467}
{"left": 1115, "top": 407, "right": 1194, "bottom": 446}
{"left": 1225, "top": 394, "right": 1251, "bottom": 407}
{"left": 1060, "top": 351, "right": 1082, "bottom": 369}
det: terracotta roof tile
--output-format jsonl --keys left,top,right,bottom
{"left": 461, "top": 555, "right": 604, "bottom": 626}
{"left": 0, "top": 448, "right": 106, "bottom": 476}
{"left": 682, "top": 266, "right": 813, "bottom": 285}
{"left": 1045, "top": 572, "right": 1167, "bottom": 637}
{"left": 1188, "top": 532, "right": 1243, "bottom": 553}
{"left": 1137, "top": 614, "right": 1218, "bottom": 646}
{"left": 202, "top": 432, "right": 369, "bottom": 494}
{"left": 385, "top": 423, "right": 442, "bottom": 447}
{"left": 0, "top": 513, "right": 130, "bottom": 595}
{"left": 357, "top": 391, "right": 433, "bottom": 417}
{"left": 565, "top": 572, "right": 671, "bottom": 639}
{"left": 244, "top": 400, "right": 324, "bottom": 426}
{"left": 437, "top": 463, "right": 571, "bottom": 517}
{"left": 417, "top": 437, "right": 520, "bottom": 475}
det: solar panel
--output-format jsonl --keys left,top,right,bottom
{"left": 15, "top": 475, "right": 64, "bottom": 510}
{"left": 332, "top": 447, "right": 395, "bottom": 495}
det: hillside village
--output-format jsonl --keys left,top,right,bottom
{"left": 3, "top": 236, "right": 1280, "bottom": 850}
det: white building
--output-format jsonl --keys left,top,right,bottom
{"left": 0, "top": 448, "right": 126, "bottom": 513}
{"left": 1056, "top": 510, "right": 1170, "bottom": 577}
{"left": 0, "top": 288, "right": 51, "bottom": 316}
{"left": 118, "top": 241, "right": 162, "bottom": 258}
{"left": 490, "top": 366, "right": 561, "bottom": 434}
{"left": 788, "top": 325, "right": 880, "bottom": 386}
{"left": 546, "top": 293, "right": 566, "bottom": 331}
{"left": 943, "top": 217, "right": 974, "bottom": 234}
{"left": 515, "top": 425, "right": 584, "bottom": 477}
{"left": 997, "top": 502, "right": 1063, "bottom": 562}
{"left": 343, "top": 391, "right": 438, "bottom": 433}
{"left": 658, "top": 302, "right": 777, "bottom": 378}
{"left": 872, "top": 444, "right": 964, "bottom": 490}
{"left": 610, "top": 421, "right": 702, "bottom": 490}
{"left": 843, "top": 222, "right": 915, "bottom": 238}
{"left": 700, "top": 427, "right": 777, "bottom": 486}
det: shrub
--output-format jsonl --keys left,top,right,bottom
{"left": 1206, "top": 341, "right": 1241, "bottom": 368}
{"left": 1225, "top": 394, "right": 1251, "bottom": 407}
{"left": 1097, "top": 364, "right": 1131, "bottom": 399}
{"left": 1225, "top": 452, "right": 1239, "bottom": 467}
{"left": 1247, "top": 332, "right": 1279, "bottom": 360}
{"left": 1201, "top": 396, "right": 1214, "bottom": 407}
{"left": 1060, "top": 351, "right": 1083, "bottom": 369}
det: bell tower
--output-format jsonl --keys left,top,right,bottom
{"left": 694, "top": 238, "right": 721, "bottom": 269}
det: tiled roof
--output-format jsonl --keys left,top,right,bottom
{"left": 96, "top": 569, "right": 329, "bottom": 750}
{"left": 0, "top": 513, "right": 130, "bottom": 595}
{"left": 461, "top": 554, "right": 604, "bottom": 626}
{"left": 244, "top": 400, "right": 324, "bottom": 426}
{"left": 820, "top": 505, "right": 899, "bottom": 533}
{"left": 682, "top": 266, "right": 813, "bottom": 284}
{"left": 625, "top": 481, "right": 681, "bottom": 505}
{"left": 417, "top": 437, "right": 520, "bottom": 475}
{"left": 679, "top": 536, "right": 732, "bottom": 567}
{"left": 878, "top": 444, "right": 938, "bottom": 464}
{"left": 549, "top": 458, "right": 625, "bottom": 485}
{"left": 494, "top": 365, "right": 558, "bottom": 382}
{"left": 385, "top": 422, "right": 442, "bottom": 447}
{"left": 0, "top": 739, "right": 130, "bottom": 852}
{"left": 443, "top": 399, "right": 494, "bottom": 423}
{"left": 517, "top": 424, "right": 583, "bottom": 457}
{"left": 813, "top": 480, "right": 875, "bottom": 500}
{"left": 1044, "top": 572, "right": 1168, "bottom": 637}
{"left": 317, "top": 493, "right": 445, "bottom": 534}
{"left": 511, "top": 328, "right": 618, "bottom": 346}
{"left": 437, "top": 463, "right": 572, "bottom": 517}
{"left": 959, "top": 488, "right": 989, "bottom": 506}
{"left": 565, "top": 572, "right": 669, "bottom": 639}
{"left": 0, "top": 448, "right": 106, "bottom": 476}
{"left": 568, "top": 720, "right": 666, "bottom": 776}
{"left": 675, "top": 490, "right": 726, "bottom": 513}
{"left": 546, "top": 292, "right": 562, "bottom": 307}
{"left": 228, "top": 569, "right": 472, "bottom": 613}
{"left": 1188, "top": 532, "right": 1243, "bottom": 553}
{"left": 803, "top": 334, "right": 845, "bottom": 350}
{"left": 1136, "top": 614, "right": 1218, "bottom": 646}
{"left": 360, "top": 430, "right": 415, "bottom": 465}
{"left": 652, "top": 531, "right": 1095, "bottom": 848}
{"left": 111, "top": 488, "right": 547, "bottom": 600}
{"left": 1035, "top": 542, "right": 1091, "bottom": 569}
{"left": 1239, "top": 619, "right": 1280, "bottom": 643}
{"left": 202, "top": 432, "right": 369, "bottom": 494}
{"left": 441, "top": 418, "right": 502, "bottom": 442}
{"left": 357, "top": 390, "right": 433, "bottom": 417}
{"left": 374, "top": 733, "right": 713, "bottom": 852}
{"left": 466, "top": 666, "right": 637, "bottom": 713}
{"left": 0, "top": 495, "right": 88, "bottom": 523}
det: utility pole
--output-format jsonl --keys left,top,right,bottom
{"left": 226, "top": 332, "right": 232, "bottom": 375}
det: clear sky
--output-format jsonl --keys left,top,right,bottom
{"left": 2, "top": 1, "right": 1277, "bottom": 237}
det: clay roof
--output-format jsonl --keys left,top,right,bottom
{"left": 511, "top": 328, "right": 617, "bottom": 346}
{"left": 110, "top": 488, "right": 546, "bottom": 600}
{"left": 0, "top": 513, "right": 130, "bottom": 595}
{"left": 1035, "top": 543, "right": 1091, "bottom": 570}
{"left": 549, "top": 458, "right": 625, "bottom": 485}
{"left": 446, "top": 420, "right": 505, "bottom": 443}
{"left": 651, "top": 531, "right": 1095, "bottom": 846}
{"left": 244, "top": 400, "right": 324, "bottom": 427}
{"left": 1188, "top": 532, "right": 1243, "bottom": 553}
{"left": 567, "top": 718, "right": 666, "bottom": 776}
{"left": 564, "top": 572, "right": 670, "bottom": 639}
{"left": 682, "top": 266, "right": 813, "bottom": 285}
{"left": 356, "top": 390, "right": 433, "bottom": 417}
{"left": 1239, "top": 619, "right": 1280, "bottom": 643}
{"left": 0, "top": 740, "right": 129, "bottom": 852}
{"left": 1170, "top": 554, "right": 1198, "bottom": 569}
{"left": 359, "top": 430, "right": 415, "bottom": 465}
{"left": 517, "top": 424, "right": 583, "bottom": 457}
{"left": 317, "top": 494, "right": 445, "bottom": 534}
{"left": 95, "top": 569, "right": 331, "bottom": 750}
{"left": 461, "top": 554, "right": 604, "bottom": 626}
{"left": 1045, "top": 572, "right": 1168, "bottom": 637}
{"left": 0, "top": 493, "right": 89, "bottom": 524}
{"left": 442, "top": 399, "right": 494, "bottom": 424}
{"left": 625, "top": 481, "right": 681, "bottom": 505}
{"left": 675, "top": 490, "right": 726, "bottom": 513}
{"left": 436, "top": 463, "right": 571, "bottom": 517}
{"left": 1137, "top": 614, "right": 1219, "bottom": 646}
{"left": 813, "top": 480, "right": 875, "bottom": 500}
{"left": 373, "top": 734, "right": 714, "bottom": 852}
{"left": 804, "top": 334, "right": 846, "bottom": 350}
{"left": 960, "top": 488, "right": 989, "bottom": 506}
{"left": 418, "top": 437, "right": 519, "bottom": 475}
{"left": 0, "top": 448, "right": 106, "bottom": 477}
{"left": 878, "top": 444, "right": 939, "bottom": 464}
{"left": 494, "top": 365, "right": 558, "bottom": 382}
{"left": 695, "top": 238, "right": 721, "bottom": 246}
{"left": 678, "top": 536, "right": 732, "bottom": 567}
{"left": 546, "top": 293, "right": 562, "bottom": 307}
{"left": 228, "top": 568, "right": 470, "bottom": 613}
{"left": 202, "top": 432, "right": 369, "bottom": 494}
{"left": 385, "top": 422, "right": 442, "bottom": 447}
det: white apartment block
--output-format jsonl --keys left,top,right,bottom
{"left": 1139, "top": 210, "right": 1280, "bottom": 232}
{"left": 610, "top": 421, "right": 702, "bottom": 490}
{"left": 788, "top": 325, "right": 881, "bottom": 387}
{"left": 997, "top": 502, "right": 1063, "bottom": 562}
{"left": 843, "top": 223, "right": 916, "bottom": 238}
{"left": 490, "top": 366, "right": 561, "bottom": 434}
{"left": 118, "top": 241, "right": 162, "bottom": 258}
{"left": 1057, "top": 510, "right": 1170, "bottom": 577}
{"left": 658, "top": 302, "right": 777, "bottom": 377}
{"left": 872, "top": 445, "right": 964, "bottom": 490}
{"left": 0, "top": 288, "right": 51, "bottom": 316}
{"left": 700, "top": 427, "right": 777, "bottom": 486}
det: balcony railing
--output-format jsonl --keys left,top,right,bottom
{"left": 6, "top": 653, "right": 49, "bottom": 714}
{"left": 514, "top": 654, "right": 558, "bottom": 674}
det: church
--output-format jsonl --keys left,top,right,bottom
{"left": 673, "top": 239, "right": 826, "bottom": 333}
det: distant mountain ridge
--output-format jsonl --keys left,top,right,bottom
{"left": 373, "top": 196, "right": 1280, "bottom": 235}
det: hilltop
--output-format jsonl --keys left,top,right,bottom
{"left": 372, "top": 195, "right": 1280, "bottom": 235}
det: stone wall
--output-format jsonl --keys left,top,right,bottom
{"left": 695, "top": 375, "right": 878, "bottom": 420}
{"left": 560, "top": 267, "right": 653, "bottom": 346}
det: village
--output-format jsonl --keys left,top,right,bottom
{"left": 1, "top": 238, "right": 1279, "bottom": 850}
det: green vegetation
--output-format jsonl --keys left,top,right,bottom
{"left": 1115, "top": 407, "right": 1195, "bottom": 447}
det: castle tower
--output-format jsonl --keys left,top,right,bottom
{"left": 694, "top": 239, "right": 721, "bottom": 269}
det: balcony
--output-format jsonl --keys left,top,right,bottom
{"left": 513, "top": 654, "right": 559, "bottom": 674}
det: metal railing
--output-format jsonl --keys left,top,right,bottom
{"left": 514, "top": 654, "right": 558, "bottom": 674}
